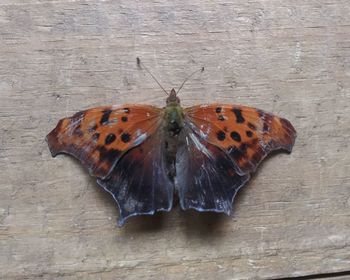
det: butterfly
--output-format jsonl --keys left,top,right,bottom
{"left": 46, "top": 58, "right": 296, "bottom": 226}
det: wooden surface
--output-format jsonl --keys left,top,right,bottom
{"left": 1, "top": 0, "right": 349, "bottom": 279}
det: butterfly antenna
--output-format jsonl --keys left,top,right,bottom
{"left": 177, "top": 66, "right": 204, "bottom": 95}
{"left": 137, "top": 57, "right": 169, "bottom": 96}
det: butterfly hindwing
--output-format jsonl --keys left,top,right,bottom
{"left": 97, "top": 128, "right": 174, "bottom": 226}
{"left": 184, "top": 104, "right": 296, "bottom": 175}
{"left": 176, "top": 124, "right": 250, "bottom": 214}
{"left": 46, "top": 105, "right": 162, "bottom": 179}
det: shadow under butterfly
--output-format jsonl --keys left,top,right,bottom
{"left": 46, "top": 58, "right": 296, "bottom": 226}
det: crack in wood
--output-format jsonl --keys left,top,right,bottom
{"left": 273, "top": 270, "right": 350, "bottom": 280}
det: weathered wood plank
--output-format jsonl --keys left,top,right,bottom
{"left": 0, "top": 0, "right": 349, "bottom": 279}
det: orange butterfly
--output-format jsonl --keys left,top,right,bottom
{"left": 46, "top": 58, "right": 296, "bottom": 226}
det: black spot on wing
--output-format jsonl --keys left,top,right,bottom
{"left": 246, "top": 130, "right": 253, "bottom": 138}
{"left": 100, "top": 109, "right": 112, "bottom": 125}
{"left": 215, "top": 107, "right": 222, "bottom": 113}
{"left": 97, "top": 146, "right": 121, "bottom": 164}
{"left": 105, "top": 133, "right": 116, "bottom": 145}
{"left": 230, "top": 131, "right": 241, "bottom": 142}
{"left": 121, "top": 133, "right": 131, "bottom": 143}
{"left": 217, "top": 131, "right": 226, "bottom": 141}
{"left": 218, "top": 115, "right": 225, "bottom": 121}
{"left": 121, "top": 116, "right": 128, "bottom": 122}
{"left": 247, "top": 122, "right": 256, "bottom": 130}
{"left": 232, "top": 108, "right": 245, "bottom": 123}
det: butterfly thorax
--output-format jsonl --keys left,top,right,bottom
{"left": 164, "top": 89, "right": 183, "bottom": 136}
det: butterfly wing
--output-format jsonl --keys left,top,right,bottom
{"left": 184, "top": 104, "right": 296, "bottom": 175}
{"left": 46, "top": 105, "right": 162, "bottom": 179}
{"left": 97, "top": 128, "right": 174, "bottom": 226}
{"left": 176, "top": 124, "right": 250, "bottom": 214}
{"left": 47, "top": 105, "right": 174, "bottom": 225}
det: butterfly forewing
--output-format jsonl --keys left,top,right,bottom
{"left": 184, "top": 104, "right": 296, "bottom": 175}
{"left": 46, "top": 105, "right": 162, "bottom": 179}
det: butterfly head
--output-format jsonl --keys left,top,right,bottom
{"left": 166, "top": 88, "right": 180, "bottom": 106}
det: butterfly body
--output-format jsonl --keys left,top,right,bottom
{"left": 47, "top": 88, "right": 296, "bottom": 226}
{"left": 164, "top": 106, "right": 183, "bottom": 136}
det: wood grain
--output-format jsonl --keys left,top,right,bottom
{"left": 0, "top": 0, "right": 349, "bottom": 279}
